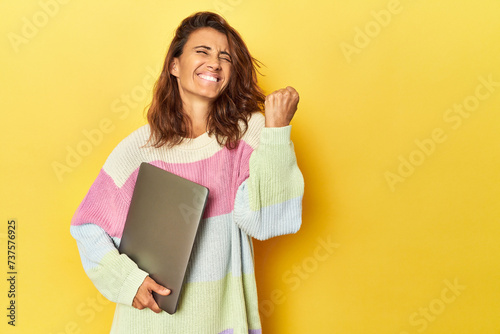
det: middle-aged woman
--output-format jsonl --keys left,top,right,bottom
{"left": 70, "top": 11, "right": 304, "bottom": 334}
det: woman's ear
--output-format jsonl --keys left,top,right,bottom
{"left": 170, "top": 59, "right": 179, "bottom": 77}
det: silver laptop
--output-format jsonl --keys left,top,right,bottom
{"left": 118, "top": 162, "right": 209, "bottom": 314}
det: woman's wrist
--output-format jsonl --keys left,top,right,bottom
{"left": 265, "top": 119, "right": 290, "bottom": 127}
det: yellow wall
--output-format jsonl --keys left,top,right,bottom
{"left": 1, "top": 0, "right": 499, "bottom": 333}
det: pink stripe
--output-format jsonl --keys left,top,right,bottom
{"left": 72, "top": 141, "right": 254, "bottom": 238}
{"left": 128, "top": 141, "right": 254, "bottom": 219}
{"left": 70, "top": 169, "right": 129, "bottom": 238}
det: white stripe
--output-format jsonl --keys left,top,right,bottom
{"left": 103, "top": 112, "right": 265, "bottom": 188}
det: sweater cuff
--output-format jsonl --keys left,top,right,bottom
{"left": 260, "top": 125, "right": 292, "bottom": 145}
{"left": 117, "top": 260, "right": 149, "bottom": 306}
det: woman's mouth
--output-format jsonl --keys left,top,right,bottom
{"left": 198, "top": 74, "right": 220, "bottom": 82}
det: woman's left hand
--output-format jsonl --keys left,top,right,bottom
{"left": 264, "top": 86, "right": 300, "bottom": 127}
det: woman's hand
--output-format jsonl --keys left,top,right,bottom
{"left": 132, "top": 276, "right": 170, "bottom": 313}
{"left": 264, "top": 86, "right": 300, "bottom": 127}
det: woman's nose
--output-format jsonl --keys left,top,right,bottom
{"left": 207, "top": 56, "right": 222, "bottom": 70}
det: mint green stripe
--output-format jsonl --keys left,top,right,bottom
{"left": 248, "top": 126, "right": 304, "bottom": 210}
{"left": 110, "top": 272, "right": 261, "bottom": 333}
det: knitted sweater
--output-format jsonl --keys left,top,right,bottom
{"left": 70, "top": 111, "right": 304, "bottom": 334}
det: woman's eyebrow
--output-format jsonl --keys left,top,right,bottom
{"left": 194, "top": 45, "right": 211, "bottom": 50}
{"left": 194, "top": 45, "right": 231, "bottom": 58}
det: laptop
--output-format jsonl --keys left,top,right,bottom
{"left": 118, "top": 162, "right": 209, "bottom": 314}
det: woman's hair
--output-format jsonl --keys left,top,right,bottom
{"left": 145, "top": 11, "right": 265, "bottom": 149}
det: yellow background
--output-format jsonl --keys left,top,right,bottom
{"left": 1, "top": 0, "right": 499, "bottom": 333}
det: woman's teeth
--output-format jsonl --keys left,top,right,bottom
{"left": 199, "top": 74, "right": 218, "bottom": 82}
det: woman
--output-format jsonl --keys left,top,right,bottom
{"left": 70, "top": 11, "right": 304, "bottom": 334}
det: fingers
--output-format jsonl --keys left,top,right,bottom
{"left": 265, "top": 86, "right": 299, "bottom": 103}
{"left": 133, "top": 294, "right": 162, "bottom": 313}
{"left": 145, "top": 276, "right": 170, "bottom": 296}
{"left": 132, "top": 276, "right": 171, "bottom": 313}
{"left": 150, "top": 280, "right": 171, "bottom": 296}
{"left": 148, "top": 298, "right": 163, "bottom": 314}
{"left": 284, "top": 86, "right": 298, "bottom": 97}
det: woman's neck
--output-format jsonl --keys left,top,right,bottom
{"left": 182, "top": 99, "right": 210, "bottom": 138}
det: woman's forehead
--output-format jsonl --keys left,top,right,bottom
{"left": 185, "top": 27, "right": 229, "bottom": 51}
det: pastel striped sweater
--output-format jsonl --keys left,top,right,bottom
{"left": 70, "top": 111, "right": 304, "bottom": 334}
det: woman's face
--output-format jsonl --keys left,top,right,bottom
{"left": 170, "top": 27, "right": 232, "bottom": 104}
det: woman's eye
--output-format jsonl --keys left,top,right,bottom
{"left": 196, "top": 50, "right": 208, "bottom": 55}
{"left": 220, "top": 57, "right": 231, "bottom": 62}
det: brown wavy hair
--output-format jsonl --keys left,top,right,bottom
{"left": 144, "top": 11, "right": 265, "bottom": 150}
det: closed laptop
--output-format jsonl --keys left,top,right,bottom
{"left": 118, "top": 162, "right": 209, "bottom": 314}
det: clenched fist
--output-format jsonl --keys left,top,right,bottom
{"left": 264, "top": 86, "right": 300, "bottom": 127}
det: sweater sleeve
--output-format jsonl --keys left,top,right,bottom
{"left": 233, "top": 124, "right": 304, "bottom": 240}
{"left": 70, "top": 169, "right": 149, "bottom": 305}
